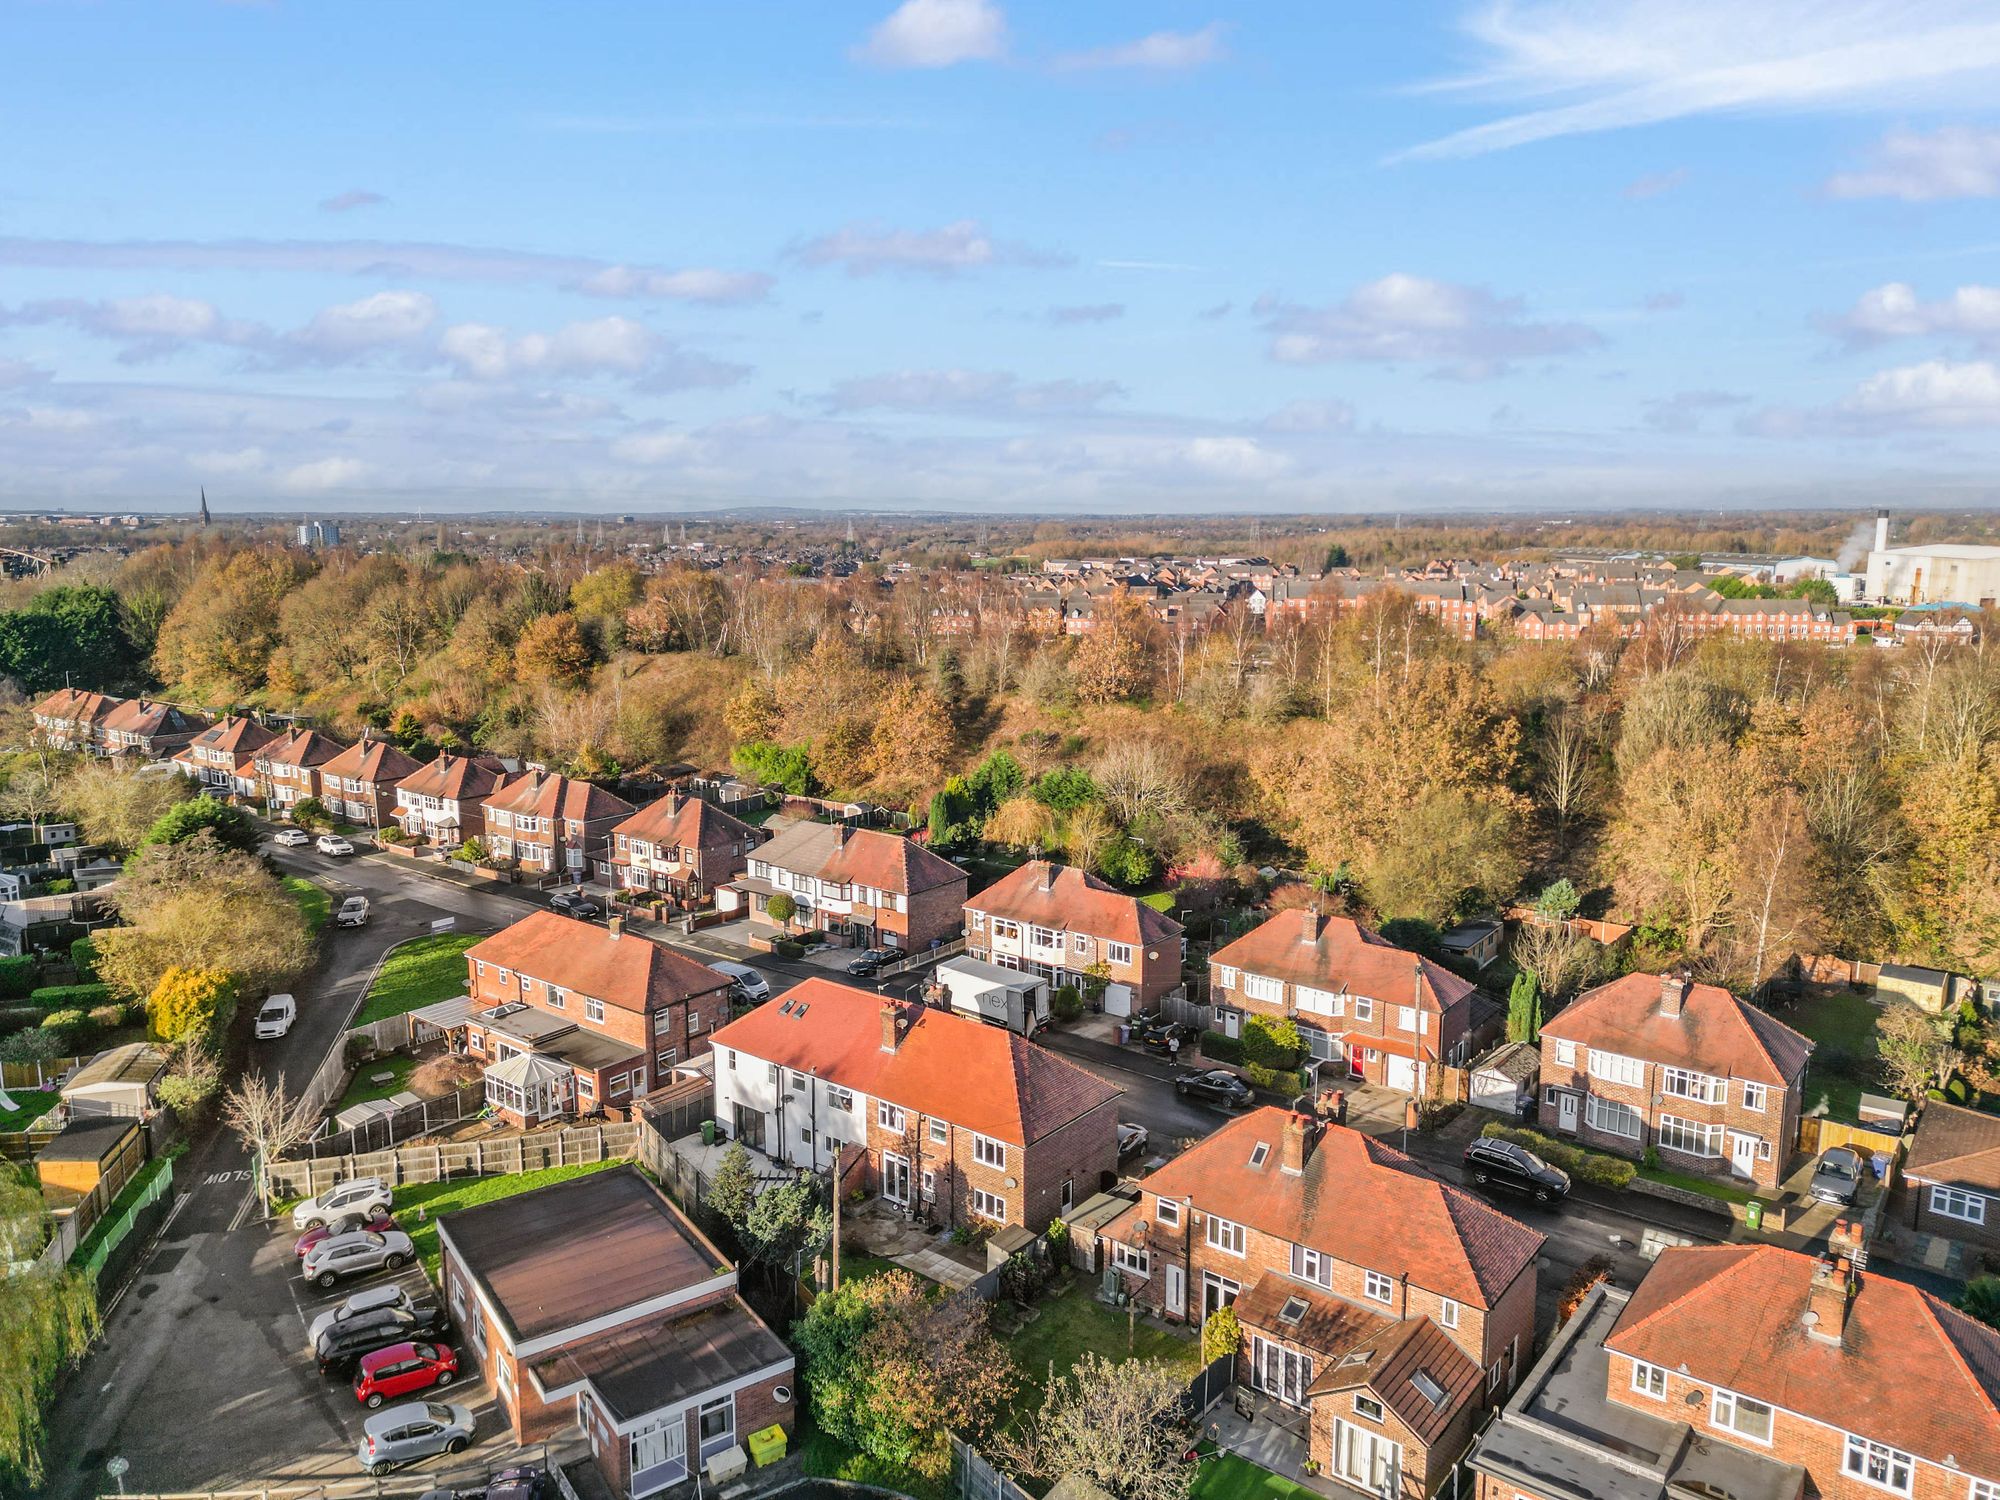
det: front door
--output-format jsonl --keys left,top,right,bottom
{"left": 1347, "top": 1043, "right": 1366, "bottom": 1078}
{"left": 883, "top": 1152, "right": 912, "bottom": 1206}
{"left": 1165, "top": 1264, "right": 1186, "bottom": 1319}
{"left": 1557, "top": 1090, "right": 1579, "bottom": 1133}
{"left": 1730, "top": 1131, "right": 1759, "bottom": 1179}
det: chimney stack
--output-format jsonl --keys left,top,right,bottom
{"left": 835, "top": 823, "right": 849, "bottom": 846}
{"left": 880, "top": 1000, "right": 901, "bottom": 1053}
{"left": 1041, "top": 861, "right": 1056, "bottom": 892}
{"left": 606, "top": 915, "right": 623, "bottom": 941}
{"left": 1875, "top": 508, "right": 1890, "bottom": 556}
{"left": 1280, "top": 1112, "right": 1318, "bottom": 1175}
{"left": 1806, "top": 1256, "right": 1856, "bottom": 1343}
{"left": 1300, "top": 904, "right": 1323, "bottom": 944}
{"left": 1660, "top": 969, "right": 1690, "bottom": 1018}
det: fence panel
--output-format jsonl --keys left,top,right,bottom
{"left": 1180, "top": 1353, "right": 1235, "bottom": 1422}
{"left": 75, "top": 1158, "right": 175, "bottom": 1280}
{"left": 1, "top": 1055, "right": 83, "bottom": 1090}
{"left": 266, "top": 1120, "right": 640, "bottom": 1200}
{"left": 952, "top": 1437, "right": 1032, "bottom": 1500}
{"left": 307, "top": 1082, "right": 486, "bottom": 1159}
{"left": 1162, "top": 991, "right": 1211, "bottom": 1031}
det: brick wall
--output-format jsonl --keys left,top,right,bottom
{"left": 857, "top": 1092, "right": 1114, "bottom": 1233}
{"left": 1309, "top": 1375, "right": 1482, "bottom": 1500}
{"left": 1909, "top": 1180, "right": 2000, "bottom": 1254}
{"left": 586, "top": 1365, "right": 796, "bottom": 1497}
{"left": 899, "top": 879, "right": 968, "bottom": 950}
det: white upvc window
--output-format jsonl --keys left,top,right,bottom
{"left": 1296, "top": 986, "right": 1343, "bottom": 1018}
{"left": 1107, "top": 941, "right": 1132, "bottom": 965}
{"left": 829, "top": 1086, "right": 854, "bottom": 1112}
{"left": 1741, "top": 1081, "right": 1767, "bottom": 1112}
{"left": 1932, "top": 1185, "right": 1987, "bottom": 1224}
{"left": 1630, "top": 1361, "right": 1666, "bottom": 1399}
{"left": 1397, "top": 1005, "right": 1418, "bottom": 1032}
{"left": 1155, "top": 1198, "right": 1181, "bottom": 1228}
{"left": 929, "top": 1118, "right": 949, "bottom": 1145}
{"left": 1553, "top": 1038, "right": 1576, "bottom": 1066}
{"left": 1662, "top": 1066, "right": 1727, "bottom": 1105}
{"left": 1243, "top": 973, "right": 1284, "bottom": 1004}
{"left": 1586, "top": 1094, "right": 1643, "bottom": 1139}
{"left": 1588, "top": 1050, "right": 1645, "bottom": 1087}
{"left": 973, "top": 1134, "right": 1006, "bottom": 1169}
{"left": 967, "top": 910, "right": 985, "bottom": 931}
{"left": 1970, "top": 1479, "right": 2000, "bottom": 1500}
{"left": 1352, "top": 996, "right": 1374, "bottom": 1022}
{"left": 585, "top": 997, "right": 605, "bottom": 1024}
{"left": 1031, "top": 925, "right": 1058, "bottom": 948}
{"left": 1711, "top": 1390, "right": 1774, "bottom": 1445}
{"left": 1206, "top": 1215, "right": 1246, "bottom": 1256}
{"left": 1658, "top": 1115, "right": 1725, "bottom": 1158}
{"left": 1112, "top": 1241, "right": 1150, "bottom": 1277}
{"left": 1214, "top": 964, "right": 1239, "bottom": 989}
{"left": 878, "top": 1102, "right": 905, "bottom": 1132}
{"left": 1363, "top": 1270, "right": 1393, "bottom": 1303}
{"left": 546, "top": 985, "right": 566, "bottom": 1010}
{"left": 1291, "top": 1245, "right": 1327, "bottom": 1286}
{"left": 971, "top": 1188, "right": 1006, "bottom": 1222}
{"left": 1843, "top": 1435, "right": 1914, "bottom": 1496}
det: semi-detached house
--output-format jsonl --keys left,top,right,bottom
{"left": 1207, "top": 911, "right": 1476, "bottom": 1094}
{"left": 732, "top": 823, "right": 966, "bottom": 952}
{"left": 174, "top": 714, "right": 275, "bottom": 798}
{"left": 963, "top": 859, "right": 1184, "bottom": 1016}
{"left": 1537, "top": 970, "right": 1812, "bottom": 1191}
{"left": 254, "top": 726, "right": 346, "bottom": 814}
{"left": 316, "top": 736, "right": 424, "bottom": 829}
{"left": 481, "top": 768, "right": 634, "bottom": 881}
{"left": 392, "top": 752, "right": 503, "bottom": 845}
{"left": 609, "top": 791, "right": 763, "bottom": 901}
{"left": 1098, "top": 1109, "right": 1542, "bottom": 1500}
{"left": 710, "top": 977, "right": 1120, "bottom": 1232}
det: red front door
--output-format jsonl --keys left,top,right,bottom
{"left": 1348, "top": 1043, "right": 1366, "bottom": 1078}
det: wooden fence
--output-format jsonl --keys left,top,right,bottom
{"left": 303, "top": 1081, "right": 486, "bottom": 1159}
{"left": 265, "top": 1120, "right": 641, "bottom": 1200}
{"left": 1, "top": 1054, "right": 84, "bottom": 1090}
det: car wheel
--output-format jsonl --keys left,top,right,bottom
{"left": 1534, "top": 1187, "right": 1552, "bottom": 1204}
{"left": 304, "top": 1217, "right": 325, "bottom": 1231}
{"left": 1473, "top": 1171, "right": 1489, "bottom": 1185}
{"left": 435, "top": 1369, "right": 456, "bottom": 1387}
{"left": 1175, "top": 1083, "right": 1188, "bottom": 1096}
{"left": 367, "top": 1461, "right": 391, "bottom": 1478}
{"left": 384, "top": 1252, "right": 406, "bottom": 1270}
{"left": 447, "top": 1437, "right": 469, "bottom": 1455}
{"left": 317, "top": 1270, "right": 338, "bottom": 1289}
{"left": 366, "top": 1392, "right": 384, "bottom": 1409}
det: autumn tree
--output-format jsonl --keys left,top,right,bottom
{"left": 154, "top": 547, "right": 313, "bottom": 698}
{"left": 626, "top": 565, "right": 732, "bottom": 653}
{"left": 1070, "top": 588, "right": 1157, "bottom": 705}
{"left": 1512, "top": 919, "right": 1599, "bottom": 1003}
{"left": 1887, "top": 751, "right": 2000, "bottom": 974}
{"left": 97, "top": 839, "right": 312, "bottom": 1002}
{"left": 999, "top": 1354, "right": 1193, "bottom": 1500}
{"left": 61, "top": 760, "right": 191, "bottom": 851}
{"left": 1357, "top": 789, "right": 1525, "bottom": 926}
{"left": 983, "top": 795, "right": 1056, "bottom": 851}
{"left": 866, "top": 682, "right": 955, "bottom": 791}
{"left": 1877, "top": 1005, "right": 1962, "bottom": 1101}
{"left": 1604, "top": 747, "right": 1752, "bottom": 956}
{"left": 146, "top": 966, "right": 237, "bottom": 1047}
{"left": 513, "top": 610, "right": 595, "bottom": 689}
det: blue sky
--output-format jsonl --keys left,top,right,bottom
{"left": 5, "top": 0, "right": 2000, "bottom": 513}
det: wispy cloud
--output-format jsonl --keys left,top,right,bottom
{"left": 319, "top": 189, "right": 386, "bottom": 214}
{"left": 1046, "top": 303, "right": 1125, "bottom": 326}
{"left": 1097, "top": 258, "right": 1205, "bottom": 273}
{"left": 1623, "top": 167, "right": 1688, "bottom": 199}
{"left": 792, "top": 220, "right": 1067, "bottom": 277}
{"left": 1263, "top": 398, "right": 1357, "bottom": 433}
{"left": 0, "top": 294, "right": 267, "bottom": 363}
{"left": 1053, "top": 23, "right": 1228, "bottom": 73}
{"left": 437, "top": 316, "right": 749, "bottom": 389}
{"left": 853, "top": 0, "right": 1005, "bottom": 69}
{"left": 824, "top": 368, "right": 1122, "bottom": 416}
{"left": 1397, "top": 2, "right": 2000, "bottom": 161}
{"left": 1641, "top": 389, "right": 1747, "bottom": 431}
{"left": 1255, "top": 273, "right": 1601, "bottom": 379}
{"left": 1826, "top": 124, "right": 2000, "bottom": 200}
{"left": 1829, "top": 281, "right": 2000, "bottom": 349}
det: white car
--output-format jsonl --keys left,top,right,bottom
{"left": 1118, "top": 1122, "right": 1150, "bottom": 1159}
{"left": 292, "top": 1177, "right": 392, "bottom": 1231}
{"left": 335, "top": 896, "right": 370, "bottom": 928}
{"left": 317, "top": 834, "right": 356, "bottom": 856}
{"left": 254, "top": 993, "right": 297, "bottom": 1039}
{"left": 272, "top": 827, "right": 311, "bottom": 847}
{"left": 707, "top": 961, "right": 771, "bottom": 1003}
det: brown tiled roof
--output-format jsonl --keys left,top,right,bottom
{"left": 614, "top": 791, "right": 758, "bottom": 850}
{"left": 1906, "top": 1101, "right": 2000, "bottom": 1193}
{"left": 485, "top": 769, "right": 634, "bottom": 823}
{"left": 1606, "top": 1244, "right": 2000, "bottom": 1477}
{"left": 319, "top": 737, "right": 424, "bottom": 786}
{"left": 967, "top": 861, "right": 1182, "bottom": 948}
{"left": 1308, "top": 1314, "right": 1483, "bottom": 1447}
{"left": 259, "top": 725, "right": 348, "bottom": 769}
{"left": 1210, "top": 911, "right": 1475, "bottom": 1016}
{"left": 397, "top": 751, "right": 501, "bottom": 802}
{"left": 1541, "top": 972, "right": 1812, "bottom": 1087}
{"left": 754, "top": 821, "right": 965, "bottom": 897}
{"left": 34, "top": 688, "right": 119, "bottom": 724}
{"left": 711, "top": 977, "right": 1119, "bottom": 1146}
{"left": 467, "top": 911, "right": 729, "bottom": 1014}
{"left": 191, "top": 714, "right": 275, "bottom": 756}
{"left": 1137, "top": 1110, "right": 1542, "bottom": 1307}
{"left": 527, "top": 1295, "right": 791, "bottom": 1424}
{"left": 1235, "top": 1269, "right": 1389, "bottom": 1356}
{"left": 99, "top": 698, "right": 199, "bottom": 736}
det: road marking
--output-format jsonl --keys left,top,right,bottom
{"left": 227, "top": 1182, "right": 265, "bottom": 1233}
{"left": 204, "top": 1168, "right": 254, "bottom": 1185}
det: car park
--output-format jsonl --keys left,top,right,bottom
{"left": 317, "top": 833, "right": 355, "bottom": 856}
{"left": 307, "top": 1282, "right": 420, "bottom": 1348}
{"left": 272, "top": 827, "right": 311, "bottom": 847}
{"left": 1809, "top": 1145, "right": 1864, "bottom": 1207}
{"left": 352, "top": 1341, "right": 459, "bottom": 1408}
{"left": 296, "top": 1209, "right": 397, "bottom": 1258}
{"left": 335, "top": 895, "right": 370, "bottom": 927}
{"left": 708, "top": 960, "right": 771, "bottom": 1003}
{"left": 293, "top": 1177, "right": 392, "bottom": 1230}
{"left": 1117, "top": 1121, "right": 1150, "bottom": 1158}
{"left": 1174, "top": 1068, "right": 1254, "bottom": 1108}
{"left": 254, "top": 993, "right": 297, "bottom": 1039}
{"left": 315, "top": 1301, "right": 451, "bottom": 1376}
{"left": 549, "top": 889, "right": 602, "bottom": 920}
{"left": 846, "top": 948, "right": 892, "bottom": 977}
{"left": 357, "top": 1401, "right": 475, "bottom": 1477}
{"left": 483, "top": 1467, "right": 559, "bottom": 1500}
{"left": 1462, "top": 1136, "right": 1571, "bottom": 1206}
{"left": 303, "top": 1228, "right": 415, "bottom": 1289}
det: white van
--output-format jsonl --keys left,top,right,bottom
{"left": 932, "top": 957, "right": 1050, "bottom": 1036}
{"left": 254, "top": 993, "right": 297, "bottom": 1039}
{"left": 707, "top": 961, "right": 771, "bottom": 1003}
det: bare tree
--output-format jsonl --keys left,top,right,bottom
{"left": 998, "top": 1353, "right": 1194, "bottom": 1500}
{"left": 222, "top": 1073, "right": 321, "bottom": 1216}
{"left": 1537, "top": 711, "right": 1594, "bottom": 848}
{"left": 1511, "top": 920, "right": 1599, "bottom": 1003}
{"left": 1095, "top": 739, "right": 1190, "bottom": 828}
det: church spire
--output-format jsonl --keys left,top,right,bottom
{"left": 198, "top": 487, "right": 211, "bottom": 526}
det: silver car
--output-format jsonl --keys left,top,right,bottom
{"left": 303, "top": 1228, "right": 415, "bottom": 1289}
{"left": 357, "top": 1401, "right": 474, "bottom": 1476}
{"left": 307, "top": 1283, "right": 416, "bottom": 1350}
{"left": 293, "top": 1177, "right": 391, "bottom": 1230}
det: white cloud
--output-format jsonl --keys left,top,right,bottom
{"left": 1053, "top": 23, "right": 1228, "bottom": 73}
{"left": 436, "top": 316, "right": 748, "bottom": 389}
{"left": 1046, "top": 303, "right": 1125, "bottom": 325}
{"left": 1843, "top": 358, "right": 2000, "bottom": 426}
{"left": 285, "top": 290, "right": 439, "bottom": 359}
{"left": 1180, "top": 436, "right": 1292, "bottom": 481}
{"left": 1398, "top": 2, "right": 2000, "bottom": 161}
{"left": 793, "top": 219, "right": 1067, "bottom": 277}
{"left": 281, "top": 456, "right": 374, "bottom": 492}
{"left": 1641, "top": 389, "right": 1748, "bottom": 432}
{"left": 1826, "top": 124, "right": 2000, "bottom": 200}
{"left": 611, "top": 427, "right": 699, "bottom": 465}
{"left": 1256, "top": 274, "right": 1601, "bottom": 378}
{"left": 320, "top": 189, "right": 387, "bottom": 214}
{"left": 574, "top": 265, "right": 775, "bottom": 305}
{"left": 0, "top": 294, "right": 267, "bottom": 362}
{"left": 1832, "top": 281, "right": 2000, "bottom": 347}
{"left": 1262, "top": 398, "right": 1357, "bottom": 433}
{"left": 826, "top": 368, "right": 1122, "bottom": 416}
{"left": 854, "top": 0, "right": 1005, "bottom": 69}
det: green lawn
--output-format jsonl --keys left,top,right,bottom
{"left": 1139, "top": 891, "right": 1177, "bottom": 913}
{"left": 1638, "top": 1164, "right": 1757, "bottom": 1204}
{"left": 355, "top": 933, "right": 481, "bottom": 1026}
{"left": 835, "top": 1251, "right": 904, "bottom": 1285}
{"left": 335, "top": 1053, "right": 419, "bottom": 1112}
{"left": 285, "top": 876, "right": 331, "bottom": 937}
{"left": 391, "top": 1159, "right": 624, "bottom": 1276}
{"left": 1192, "top": 1454, "right": 1321, "bottom": 1500}
{"left": 71, "top": 1153, "right": 175, "bottom": 1266}
{"left": 1005, "top": 1277, "right": 1197, "bottom": 1407}
{"left": 1789, "top": 989, "right": 1883, "bottom": 1123}
{"left": 0, "top": 1090, "right": 60, "bottom": 1132}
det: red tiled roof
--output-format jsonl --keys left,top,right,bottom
{"left": 1210, "top": 911, "right": 1475, "bottom": 1017}
{"left": 1607, "top": 1244, "right": 2000, "bottom": 1477}
{"left": 1541, "top": 972, "right": 1812, "bottom": 1087}
{"left": 486, "top": 769, "right": 634, "bottom": 823}
{"left": 99, "top": 698, "right": 200, "bottom": 736}
{"left": 613, "top": 792, "right": 757, "bottom": 850}
{"left": 467, "top": 911, "right": 729, "bottom": 1013}
{"left": 191, "top": 714, "right": 276, "bottom": 756}
{"left": 398, "top": 752, "right": 501, "bottom": 802}
{"left": 711, "top": 977, "right": 1119, "bottom": 1146}
{"left": 1136, "top": 1110, "right": 1542, "bottom": 1306}
{"left": 1906, "top": 1101, "right": 2000, "bottom": 1193}
{"left": 259, "top": 725, "right": 348, "bottom": 769}
{"left": 1308, "top": 1312, "right": 1482, "bottom": 1448}
{"left": 753, "top": 822, "right": 965, "bottom": 897}
{"left": 319, "top": 737, "right": 425, "bottom": 786}
{"left": 966, "top": 861, "right": 1182, "bottom": 948}
{"left": 34, "top": 688, "right": 119, "bottom": 724}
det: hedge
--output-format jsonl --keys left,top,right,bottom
{"left": 29, "top": 983, "right": 113, "bottom": 1011}
{"left": 70, "top": 937, "right": 99, "bottom": 981}
{"left": 1480, "top": 1121, "right": 1638, "bottom": 1190}
{"left": 0, "top": 956, "right": 36, "bottom": 1000}
{"left": 1200, "top": 1030, "right": 1245, "bottom": 1063}
{"left": 0, "top": 1004, "right": 47, "bottom": 1035}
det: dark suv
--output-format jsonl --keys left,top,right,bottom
{"left": 549, "top": 890, "right": 602, "bottom": 921}
{"left": 1462, "top": 1137, "right": 1571, "bottom": 1206}
{"left": 315, "top": 1301, "right": 451, "bottom": 1378}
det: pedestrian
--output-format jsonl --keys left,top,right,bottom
{"left": 1168, "top": 1032, "right": 1181, "bottom": 1064}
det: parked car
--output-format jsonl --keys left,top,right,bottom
{"left": 316, "top": 1301, "right": 452, "bottom": 1376}
{"left": 549, "top": 889, "right": 602, "bottom": 920}
{"left": 296, "top": 1208, "right": 397, "bottom": 1258}
{"left": 1809, "top": 1145, "right": 1865, "bottom": 1207}
{"left": 272, "top": 827, "right": 311, "bottom": 847}
{"left": 1174, "top": 1068, "right": 1253, "bottom": 1108}
{"left": 1127, "top": 1011, "right": 1177, "bottom": 1044}
{"left": 317, "top": 833, "right": 355, "bottom": 856}
{"left": 1137, "top": 1021, "right": 1192, "bottom": 1056}
{"left": 1462, "top": 1136, "right": 1571, "bottom": 1206}
{"left": 707, "top": 959, "right": 771, "bottom": 1003}
{"left": 484, "top": 1468, "right": 558, "bottom": 1500}
{"left": 845, "top": 948, "right": 892, "bottom": 977}
{"left": 303, "top": 1228, "right": 415, "bottom": 1290}
{"left": 307, "top": 1283, "right": 421, "bottom": 1349}
{"left": 1117, "top": 1122, "right": 1150, "bottom": 1158}
{"left": 353, "top": 1341, "right": 460, "bottom": 1408}
{"left": 335, "top": 895, "right": 370, "bottom": 928}
{"left": 254, "top": 993, "right": 297, "bottom": 1040}
{"left": 293, "top": 1177, "right": 392, "bottom": 1230}
{"left": 357, "top": 1401, "right": 475, "bottom": 1477}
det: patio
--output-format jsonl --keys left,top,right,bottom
{"left": 840, "top": 1196, "right": 990, "bottom": 1289}
{"left": 1199, "top": 1389, "right": 1368, "bottom": 1500}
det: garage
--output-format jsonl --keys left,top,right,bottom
{"left": 1102, "top": 982, "right": 1133, "bottom": 1018}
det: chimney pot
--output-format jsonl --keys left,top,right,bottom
{"left": 1660, "top": 970, "right": 1689, "bottom": 1018}
{"left": 880, "top": 1000, "right": 900, "bottom": 1053}
{"left": 1281, "top": 1112, "right": 1318, "bottom": 1175}
{"left": 1806, "top": 1255, "right": 1857, "bottom": 1342}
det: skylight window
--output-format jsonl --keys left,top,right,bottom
{"left": 1278, "top": 1296, "right": 1309, "bottom": 1325}
{"left": 1410, "top": 1372, "right": 1447, "bottom": 1408}
{"left": 1249, "top": 1142, "right": 1270, "bottom": 1168}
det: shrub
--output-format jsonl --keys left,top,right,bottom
{"left": 0, "top": 1004, "right": 47, "bottom": 1034}
{"left": 0, "top": 955, "right": 36, "bottom": 1000}
{"left": 69, "top": 937, "right": 99, "bottom": 980}
{"left": 774, "top": 938, "right": 805, "bottom": 960}
{"left": 44, "top": 878, "right": 75, "bottom": 896}
{"left": 378, "top": 826, "right": 407, "bottom": 843}
{"left": 1095, "top": 837, "right": 1157, "bottom": 888}
{"left": 29, "top": 983, "right": 112, "bottom": 1011}
{"left": 1481, "top": 1122, "right": 1637, "bottom": 1190}
{"left": 0, "top": 1027, "right": 65, "bottom": 1063}
{"left": 1378, "top": 917, "right": 1443, "bottom": 958}
{"left": 1558, "top": 1254, "right": 1616, "bottom": 1323}
{"left": 1200, "top": 1029, "right": 1245, "bottom": 1063}
{"left": 87, "top": 1003, "right": 126, "bottom": 1030}
{"left": 1201, "top": 1305, "right": 1241, "bottom": 1364}
{"left": 455, "top": 837, "right": 488, "bottom": 863}
{"left": 40, "top": 1008, "right": 94, "bottom": 1048}
{"left": 290, "top": 796, "right": 332, "bottom": 830}
{"left": 1051, "top": 984, "right": 1083, "bottom": 1022}
{"left": 1243, "top": 1062, "right": 1279, "bottom": 1090}
{"left": 1044, "top": 1217, "right": 1070, "bottom": 1264}
{"left": 1243, "top": 1015, "right": 1304, "bottom": 1069}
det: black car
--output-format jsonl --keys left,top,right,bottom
{"left": 484, "top": 1468, "right": 559, "bottom": 1500}
{"left": 845, "top": 948, "right": 892, "bottom": 977}
{"left": 1174, "top": 1068, "right": 1253, "bottom": 1108}
{"left": 316, "top": 1302, "right": 451, "bottom": 1378}
{"left": 1462, "top": 1137, "right": 1571, "bottom": 1206}
{"left": 549, "top": 890, "right": 602, "bottom": 921}
{"left": 1139, "top": 1022, "right": 1192, "bottom": 1056}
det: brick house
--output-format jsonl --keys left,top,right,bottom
{"left": 1903, "top": 1101, "right": 2000, "bottom": 1254}
{"left": 1537, "top": 970, "right": 1812, "bottom": 1191}
{"left": 1098, "top": 1109, "right": 1541, "bottom": 1499}
{"left": 1469, "top": 1240, "right": 2000, "bottom": 1500}
{"left": 733, "top": 823, "right": 966, "bottom": 952}
{"left": 1206, "top": 911, "right": 1477, "bottom": 1092}
{"left": 963, "top": 859, "right": 1184, "bottom": 1016}
{"left": 392, "top": 751, "right": 503, "bottom": 846}
{"left": 173, "top": 714, "right": 276, "bottom": 798}
{"left": 481, "top": 768, "right": 635, "bottom": 881}
{"left": 438, "top": 1166, "right": 794, "bottom": 1499}
{"left": 316, "top": 736, "right": 425, "bottom": 829}
{"left": 97, "top": 698, "right": 206, "bottom": 759}
{"left": 254, "top": 726, "right": 348, "bottom": 815}
{"left": 609, "top": 791, "right": 763, "bottom": 902}
{"left": 710, "top": 977, "right": 1120, "bottom": 1232}
{"left": 440, "top": 912, "right": 732, "bottom": 1125}
{"left": 31, "top": 688, "right": 120, "bottom": 751}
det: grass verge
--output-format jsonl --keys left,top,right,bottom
{"left": 1637, "top": 1164, "right": 1756, "bottom": 1204}
{"left": 389, "top": 1159, "right": 623, "bottom": 1277}
{"left": 285, "top": 876, "right": 331, "bottom": 937}
{"left": 1191, "top": 1454, "right": 1321, "bottom": 1500}
{"left": 356, "top": 933, "right": 482, "bottom": 1026}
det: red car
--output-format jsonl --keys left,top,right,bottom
{"left": 352, "top": 1341, "right": 459, "bottom": 1409}
{"left": 294, "top": 1209, "right": 396, "bottom": 1258}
